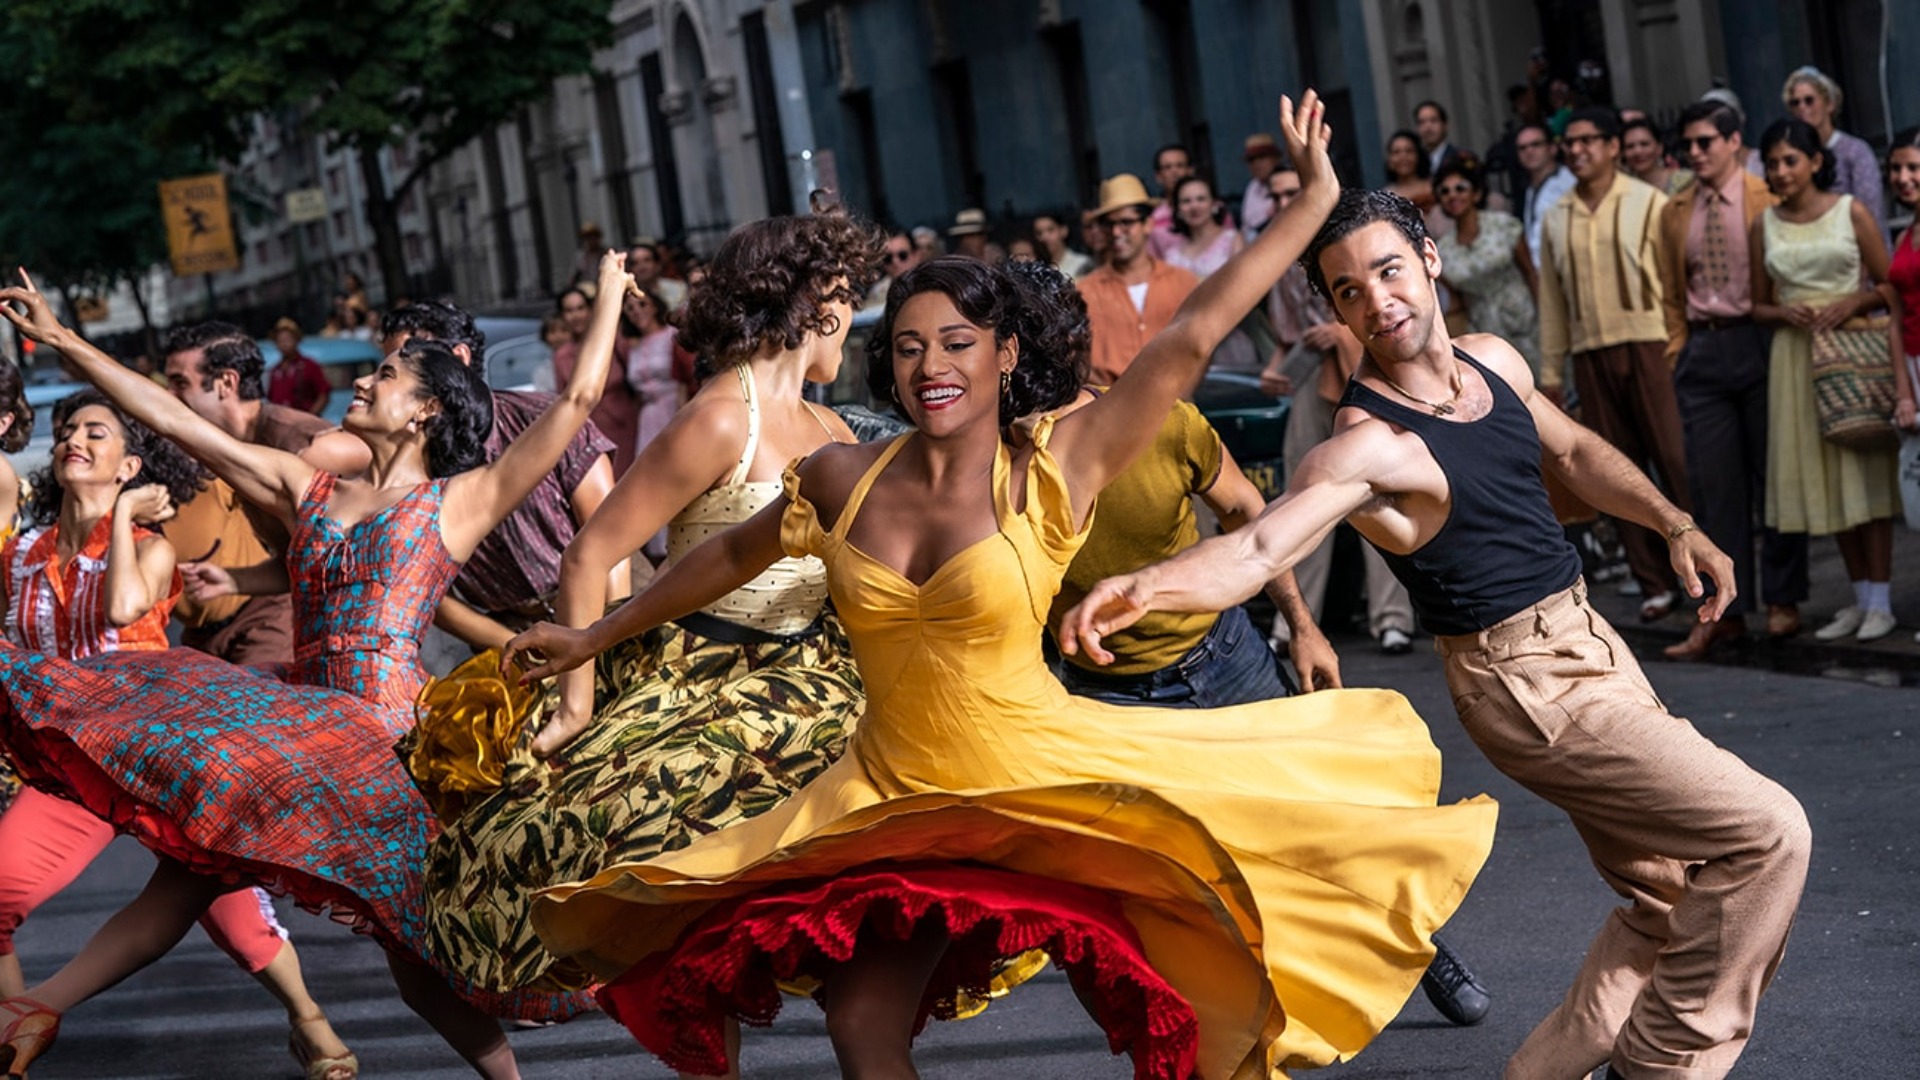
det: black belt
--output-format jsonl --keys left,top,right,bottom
{"left": 1686, "top": 315, "right": 1753, "bottom": 333}
{"left": 673, "top": 610, "right": 825, "bottom": 647}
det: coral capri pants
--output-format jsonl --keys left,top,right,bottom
{"left": 0, "top": 786, "right": 288, "bottom": 970}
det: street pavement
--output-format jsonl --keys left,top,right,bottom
{"left": 15, "top": 629, "right": 1918, "bottom": 1078}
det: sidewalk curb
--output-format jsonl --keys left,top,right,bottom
{"left": 1604, "top": 610, "right": 1920, "bottom": 687}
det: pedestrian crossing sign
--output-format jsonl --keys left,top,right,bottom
{"left": 159, "top": 173, "right": 240, "bottom": 276}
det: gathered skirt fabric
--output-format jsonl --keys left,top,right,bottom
{"left": 0, "top": 644, "right": 591, "bottom": 1021}
{"left": 412, "top": 615, "right": 861, "bottom": 994}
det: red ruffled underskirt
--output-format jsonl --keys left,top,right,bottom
{"left": 597, "top": 864, "right": 1200, "bottom": 1079}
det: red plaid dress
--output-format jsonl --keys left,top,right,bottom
{"left": 0, "top": 472, "right": 588, "bottom": 1020}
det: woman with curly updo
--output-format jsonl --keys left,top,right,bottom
{"left": 0, "top": 255, "right": 630, "bottom": 1078}
{"left": 408, "top": 212, "right": 874, "bottom": 1019}
{"left": 506, "top": 95, "right": 1494, "bottom": 1080}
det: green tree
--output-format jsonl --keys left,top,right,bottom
{"left": 0, "top": 20, "right": 208, "bottom": 351}
{"left": 8, "top": 0, "right": 616, "bottom": 305}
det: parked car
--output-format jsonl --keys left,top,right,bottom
{"left": 258, "top": 337, "right": 386, "bottom": 423}
{"left": 472, "top": 316, "right": 550, "bottom": 393}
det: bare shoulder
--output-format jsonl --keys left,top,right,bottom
{"left": 303, "top": 428, "right": 371, "bottom": 475}
{"left": 793, "top": 438, "right": 890, "bottom": 529}
{"left": 1455, "top": 333, "right": 1537, "bottom": 398}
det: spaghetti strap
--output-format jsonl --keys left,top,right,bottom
{"left": 832, "top": 433, "right": 914, "bottom": 540}
{"left": 726, "top": 364, "right": 761, "bottom": 487}
{"left": 802, "top": 400, "right": 843, "bottom": 444}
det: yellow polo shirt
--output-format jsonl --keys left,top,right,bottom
{"left": 1049, "top": 399, "right": 1224, "bottom": 676}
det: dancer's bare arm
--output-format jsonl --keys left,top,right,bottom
{"left": 1059, "top": 422, "right": 1401, "bottom": 664}
{"left": 503, "top": 498, "right": 787, "bottom": 683}
{"left": 1199, "top": 448, "right": 1340, "bottom": 689}
{"left": 530, "top": 385, "right": 761, "bottom": 753}
{"left": 440, "top": 252, "right": 626, "bottom": 560}
{"left": 0, "top": 272, "right": 313, "bottom": 525}
{"left": 106, "top": 486, "right": 178, "bottom": 627}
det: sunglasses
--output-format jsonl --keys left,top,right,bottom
{"left": 1684, "top": 134, "right": 1722, "bottom": 153}
{"left": 885, "top": 249, "right": 913, "bottom": 262}
{"left": 1105, "top": 216, "right": 1146, "bottom": 229}
{"left": 1436, "top": 183, "right": 1474, "bottom": 196}
{"left": 1789, "top": 94, "right": 1821, "bottom": 109}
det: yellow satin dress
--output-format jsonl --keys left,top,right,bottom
{"left": 535, "top": 418, "right": 1498, "bottom": 1078}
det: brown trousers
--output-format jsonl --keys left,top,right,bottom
{"left": 1437, "top": 582, "right": 1810, "bottom": 1079}
{"left": 180, "top": 594, "right": 295, "bottom": 667}
{"left": 1572, "top": 341, "right": 1693, "bottom": 598}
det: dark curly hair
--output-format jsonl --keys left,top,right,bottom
{"left": 162, "top": 321, "right": 265, "bottom": 400}
{"left": 865, "top": 256, "right": 1087, "bottom": 426}
{"left": 27, "top": 389, "right": 206, "bottom": 527}
{"left": 1759, "top": 119, "right": 1837, "bottom": 191}
{"left": 381, "top": 299, "right": 487, "bottom": 381}
{"left": 678, "top": 214, "right": 881, "bottom": 369}
{"left": 0, "top": 354, "right": 30, "bottom": 454}
{"left": 394, "top": 339, "right": 493, "bottom": 477}
{"left": 1304, "top": 189, "right": 1432, "bottom": 300}
{"left": 1431, "top": 157, "right": 1488, "bottom": 208}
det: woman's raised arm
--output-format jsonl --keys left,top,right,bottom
{"left": 1050, "top": 93, "right": 1339, "bottom": 513}
{"left": 439, "top": 251, "right": 627, "bottom": 560}
{"left": 0, "top": 271, "right": 315, "bottom": 523}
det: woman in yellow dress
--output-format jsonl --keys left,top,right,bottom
{"left": 505, "top": 94, "right": 1497, "bottom": 1079}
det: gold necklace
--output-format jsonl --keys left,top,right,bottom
{"left": 1377, "top": 361, "right": 1465, "bottom": 416}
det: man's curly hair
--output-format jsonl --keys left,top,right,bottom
{"left": 678, "top": 214, "right": 882, "bottom": 368}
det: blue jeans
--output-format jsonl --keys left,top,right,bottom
{"left": 1057, "top": 605, "right": 1296, "bottom": 708}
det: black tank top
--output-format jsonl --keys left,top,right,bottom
{"left": 1336, "top": 346, "right": 1583, "bottom": 635}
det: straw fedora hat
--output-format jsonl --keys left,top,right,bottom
{"left": 1243, "top": 133, "right": 1280, "bottom": 160}
{"left": 947, "top": 208, "right": 989, "bottom": 236}
{"left": 1090, "top": 173, "right": 1158, "bottom": 220}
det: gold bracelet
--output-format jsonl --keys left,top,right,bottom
{"left": 1666, "top": 520, "right": 1699, "bottom": 542}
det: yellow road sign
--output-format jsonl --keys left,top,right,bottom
{"left": 159, "top": 173, "right": 240, "bottom": 276}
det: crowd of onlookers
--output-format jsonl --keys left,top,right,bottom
{"left": 849, "top": 59, "right": 1920, "bottom": 658}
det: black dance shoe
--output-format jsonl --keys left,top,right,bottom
{"left": 1419, "top": 935, "right": 1491, "bottom": 1026}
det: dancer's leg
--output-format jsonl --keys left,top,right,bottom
{"left": 199, "top": 890, "right": 353, "bottom": 1071}
{"left": 822, "top": 918, "right": 949, "bottom": 1080}
{"left": 677, "top": 1019, "right": 741, "bottom": 1080}
{"left": 383, "top": 950, "right": 517, "bottom": 1079}
{"left": 25, "top": 859, "right": 225, "bottom": 1012}
{"left": 0, "top": 789, "right": 118, "bottom": 997}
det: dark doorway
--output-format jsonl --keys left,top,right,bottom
{"left": 1043, "top": 20, "right": 1099, "bottom": 208}
{"left": 932, "top": 57, "right": 985, "bottom": 211}
{"left": 640, "top": 52, "right": 686, "bottom": 242}
{"left": 742, "top": 10, "right": 797, "bottom": 216}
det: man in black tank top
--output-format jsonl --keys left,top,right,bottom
{"left": 1062, "top": 190, "right": 1810, "bottom": 1080}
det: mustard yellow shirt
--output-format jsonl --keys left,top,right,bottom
{"left": 1049, "top": 399, "right": 1223, "bottom": 675}
{"left": 1537, "top": 173, "right": 1669, "bottom": 372}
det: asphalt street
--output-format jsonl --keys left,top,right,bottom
{"left": 14, "top": 635, "right": 1919, "bottom": 1078}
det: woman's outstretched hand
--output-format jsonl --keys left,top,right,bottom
{"left": 0, "top": 270, "right": 72, "bottom": 347}
{"left": 502, "top": 620, "right": 602, "bottom": 684}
